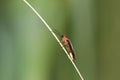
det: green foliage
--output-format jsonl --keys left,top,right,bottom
{"left": 0, "top": 0, "right": 120, "bottom": 80}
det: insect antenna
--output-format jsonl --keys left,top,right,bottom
{"left": 52, "top": 28, "right": 63, "bottom": 38}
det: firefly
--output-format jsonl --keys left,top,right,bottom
{"left": 61, "top": 35, "right": 75, "bottom": 60}
{"left": 53, "top": 29, "right": 75, "bottom": 60}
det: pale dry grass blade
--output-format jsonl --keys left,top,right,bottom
{"left": 23, "top": 0, "right": 84, "bottom": 80}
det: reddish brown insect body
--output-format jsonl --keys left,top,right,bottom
{"left": 61, "top": 35, "right": 75, "bottom": 60}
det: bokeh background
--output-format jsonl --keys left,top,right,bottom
{"left": 0, "top": 0, "right": 120, "bottom": 80}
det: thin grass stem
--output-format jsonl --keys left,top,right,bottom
{"left": 23, "top": 0, "right": 84, "bottom": 80}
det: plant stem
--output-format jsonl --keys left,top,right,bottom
{"left": 23, "top": 0, "right": 84, "bottom": 80}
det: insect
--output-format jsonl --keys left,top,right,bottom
{"left": 61, "top": 35, "right": 75, "bottom": 60}
{"left": 53, "top": 29, "right": 75, "bottom": 60}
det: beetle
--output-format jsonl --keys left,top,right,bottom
{"left": 61, "top": 35, "right": 75, "bottom": 60}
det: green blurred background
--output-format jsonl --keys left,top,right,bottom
{"left": 0, "top": 0, "right": 120, "bottom": 80}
